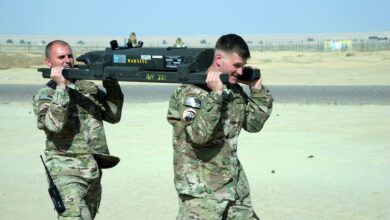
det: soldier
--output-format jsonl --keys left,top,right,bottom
{"left": 173, "top": 37, "right": 186, "bottom": 48}
{"left": 33, "top": 40, "right": 124, "bottom": 219}
{"left": 128, "top": 32, "right": 137, "bottom": 46}
{"left": 167, "top": 34, "right": 273, "bottom": 219}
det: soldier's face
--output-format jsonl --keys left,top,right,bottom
{"left": 220, "top": 52, "right": 246, "bottom": 84}
{"left": 45, "top": 44, "right": 74, "bottom": 68}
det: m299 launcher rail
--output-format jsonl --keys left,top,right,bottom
{"left": 38, "top": 41, "right": 260, "bottom": 84}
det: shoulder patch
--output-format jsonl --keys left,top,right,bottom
{"left": 39, "top": 94, "right": 53, "bottom": 100}
{"left": 182, "top": 108, "right": 197, "bottom": 124}
{"left": 184, "top": 97, "right": 202, "bottom": 109}
{"left": 39, "top": 103, "right": 50, "bottom": 113}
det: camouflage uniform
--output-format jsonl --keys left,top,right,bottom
{"left": 33, "top": 79, "right": 123, "bottom": 219}
{"left": 167, "top": 83, "right": 273, "bottom": 219}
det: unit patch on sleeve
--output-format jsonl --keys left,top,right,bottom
{"left": 184, "top": 97, "right": 201, "bottom": 109}
{"left": 182, "top": 108, "right": 196, "bottom": 124}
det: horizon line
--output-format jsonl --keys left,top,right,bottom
{"left": 1, "top": 30, "right": 390, "bottom": 37}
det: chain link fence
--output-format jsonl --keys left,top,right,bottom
{"left": 0, "top": 40, "right": 389, "bottom": 54}
{"left": 0, "top": 44, "right": 103, "bottom": 54}
{"left": 247, "top": 40, "right": 390, "bottom": 52}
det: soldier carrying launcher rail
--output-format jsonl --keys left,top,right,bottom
{"left": 33, "top": 40, "right": 123, "bottom": 219}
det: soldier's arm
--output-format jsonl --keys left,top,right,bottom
{"left": 168, "top": 87, "right": 223, "bottom": 146}
{"left": 32, "top": 86, "right": 70, "bottom": 133}
{"left": 99, "top": 80, "right": 124, "bottom": 124}
{"left": 243, "top": 86, "right": 273, "bottom": 132}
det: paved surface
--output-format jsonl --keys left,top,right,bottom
{"left": 1, "top": 84, "right": 389, "bottom": 105}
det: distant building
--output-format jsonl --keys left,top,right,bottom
{"left": 324, "top": 40, "right": 352, "bottom": 51}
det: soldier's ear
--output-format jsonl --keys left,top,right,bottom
{"left": 44, "top": 58, "right": 52, "bottom": 67}
{"left": 215, "top": 52, "right": 223, "bottom": 66}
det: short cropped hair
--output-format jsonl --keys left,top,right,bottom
{"left": 45, "top": 40, "right": 71, "bottom": 58}
{"left": 215, "top": 34, "right": 250, "bottom": 59}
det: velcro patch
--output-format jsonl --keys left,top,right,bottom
{"left": 184, "top": 97, "right": 201, "bottom": 109}
{"left": 39, "top": 94, "right": 53, "bottom": 101}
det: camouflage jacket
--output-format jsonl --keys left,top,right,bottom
{"left": 167, "top": 83, "right": 273, "bottom": 201}
{"left": 33, "top": 80, "right": 124, "bottom": 179}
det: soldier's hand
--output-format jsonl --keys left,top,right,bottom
{"left": 239, "top": 77, "right": 263, "bottom": 90}
{"left": 50, "top": 67, "right": 67, "bottom": 89}
{"left": 206, "top": 69, "right": 224, "bottom": 95}
{"left": 103, "top": 79, "right": 119, "bottom": 88}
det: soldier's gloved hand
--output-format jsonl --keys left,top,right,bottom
{"left": 102, "top": 79, "right": 119, "bottom": 88}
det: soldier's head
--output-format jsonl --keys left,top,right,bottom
{"left": 214, "top": 34, "right": 250, "bottom": 84}
{"left": 44, "top": 40, "right": 74, "bottom": 68}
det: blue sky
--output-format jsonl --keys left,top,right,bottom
{"left": 1, "top": 0, "right": 389, "bottom": 36}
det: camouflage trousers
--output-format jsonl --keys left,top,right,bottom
{"left": 176, "top": 194, "right": 260, "bottom": 220}
{"left": 52, "top": 175, "right": 102, "bottom": 220}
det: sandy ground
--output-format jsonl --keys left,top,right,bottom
{"left": 0, "top": 51, "right": 390, "bottom": 219}
{"left": 1, "top": 51, "right": 390, "bottom": 86}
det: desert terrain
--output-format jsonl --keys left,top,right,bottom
{"left": 0, "top": 44, "right": 389, "bottom": 219}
